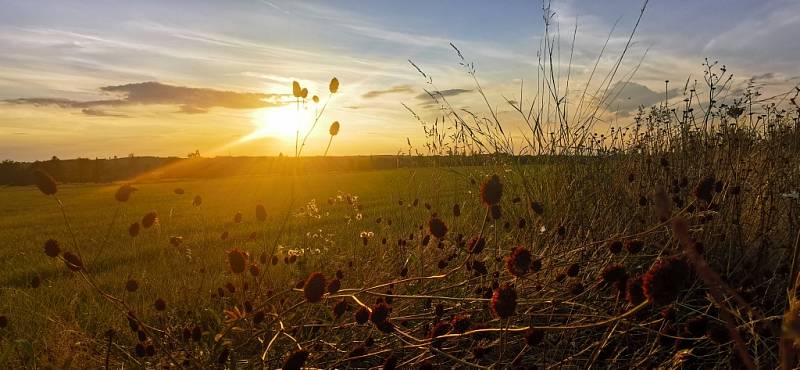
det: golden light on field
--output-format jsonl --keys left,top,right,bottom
{"left": 243, "top": 104, "right": 315, "bottom": 143}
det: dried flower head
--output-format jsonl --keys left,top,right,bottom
{"left": 354, "top": 306, "right": 369, "bottom": 324}
{"left": 490, "top": 205, "right": 502, "bottom": 220}
{"left": 227, "top": 249, "right": 248, "bottom": 274}
{"left": 62, "top": 251, "right": 83, "bottom": 271}
{"left": 125, "top": 279, "right": 139, "bottom": 292}
{"left": 33, "top": 169, "right": 57, "bottom": 195}
{"left": 490, "top": 283, "right": 517, "bottom": 318}
{"left": 292, "top": 81, "right": 302, "bottom": 98}
{"left": 505, "top": 246, "right": 532, "bottom": 277}
{"left": 303, "top": 272, "right": 327, "bottom": 303}
{"left": 524, "top": 328, "right": 545, "bottom": 346}
{"left": 428, "top": 217, "right": 448, "bottom": 238}
{"left": 625, "top": 240, "right": 644, "bottom": 254}
{"left": 370, "top": 302, "right": 391, "bottom": 326}
{"left": 626, "top": 275, "right": 646, "bottom": 305}
{"left": 154, "top": 298, "right": 166, "bottom": 311}
{"left": 643, "top": 255, "right": 691, "bottom": 305}
{"left": 329, "top": 121, "right": 340, "bottom": 136}
{"left": 141, "top": 212, "right": 158, "bottom": 229}
{"left": 115, "top": 184, "right": 137, "bottom": 202}
{"left": 329, "top": 77, "right": 340, "bottom": 94}
{"left": 192, "top": 195, "right": 202, "bottom": 207}
{"left": 480, "top": 175, "right": 503, "bottom": 206}
{"left": 453, "top": 203, "right": 461, "bottom": 217}
{"left": 600, "top": 264, "right": 628, "bottom": 285}
{"left": 327, "top": 278, "right": 341, "bottom": 294}
{"left": 283, "top": 349, "right": 309, "bottom": 370}
{"left": 607, "top": 240, "right": 623, "bottom": 254}
{"left": 44, "top": 239, "right": 60, "bottom": 258}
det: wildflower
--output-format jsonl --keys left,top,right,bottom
{"left": 256, "top": 204, "right": 267, "bottom": 222}
{"left": 480, "top": 175, "right": 503, "bottom": 206}
{"left": 303, "top": 272, "right": 327, "bottom": 303}
{"left": 154, "top": 298, "right": 166, "bottom": 311}
{"left": 643, "top": 255, "right": 691, "bottom": 305}
{"left": 467, "top": 236, "right": 486, "bottom": 254}
{"left": 506, "top": 246, "right": 532, "bottom": 277}
{"left": 227, "top": 249, "right": 248, "bottom": 274}
{"left": 115, "top": 184, "right": 137, "bottom": 202}
{"left": 63, "top": 252, "right": 83, "bottom": 271}
{"left": 429, "top": 321, "right": 451, "bottom": 340}
{"left": 33, "top": 169, "right": 57, "bottom": 195}
{"left": 249, "top": 264, "right": 260, "bottom": 277}
{"left": 490, "top": 283, "right": 517, "bottom": 318}
{"left": 283, "top": 349, "right": 309, "bottom": 370}
{"left": 292, "top": 81, "right": 302, "bottom": 97}
{"left": 428, "top": 217, "right": 447, "bottom": 238}
{"left": 141, "top": 212, "right": 158, "bottom": 229}
{"left": 44, "top": 239, "right": 60, "bottom": 257}
{"left": 128, "top": 222, "right": 140, "bottom": 237}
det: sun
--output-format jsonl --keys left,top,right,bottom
{"left": 243, "top": 104, "right": 314, "bottom": 143}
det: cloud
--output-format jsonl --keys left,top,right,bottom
{"left": 80, "top": 108, "right": 128, "bottom": 118}
{"left": 415, "top": 88, "right": 472, "bottom": 100}
{"left": 606, "top": 82, "right": 678, "bottom": 117}
{"left": 362, "top": 84, "right": 415, "bottom": 99}
{"left": 5, "top": 81, "right": 288, "bottom": 116}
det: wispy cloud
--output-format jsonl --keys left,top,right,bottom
{"left": 362, "top": 84, "right": 414, "bottom": 99}
{"left": 6, "top": 81, "right": 289, "bottom": 116}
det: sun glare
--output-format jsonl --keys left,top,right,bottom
{"left": 243, "top": 104, "right": 314, "bottom": 143}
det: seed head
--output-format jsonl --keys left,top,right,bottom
{"left": 303, "top": 272, "right": 327, "bottom": 303}
{"left": 355, "top": 306, "right": 369, "bottom": 324}
{"left": 329, "top": 121, "right": 340, "bottom": 136}
{"left": 141, "top": 212, "right": 158, "bottom": 229}
{"left": 693, "top": 175, "right": 716, "bottom": 203}
{"left": 44, "top": 239, "right": 60, "bottom": 257}
{"left": 643, "top": 255, "right": 691, "bottom": 305}
{"left": 370, "top": 302, "right": 391, "bottom": 326}
{"left": 227, "top": 249, "right": 248, "bottom": 274}
{"left": 125, "top": 279, "right": 139, "bottom": 292}
{"left": 490, "top": 205, "right": 502, "bottom": 219}
{"left": 192, "top": 195, "right": 202, "bottom": 207}
{"left": 62, "top": 251, "right": 83, "bottom": 271}
{"left": 283, "top": 349, "right": 309, "bottom": 370}
{"left": 607, "top": 240, "right": 623, "bottom": 254}
{"left": 480, "top": 175, "right": 503, "bottom": 206}
{"left": 505, "top": 246, "right": 532, "bottom": 277}
{"left": 115, "top": 184, "right": 137, "bottom": 202}
{"left": 428, "top": 217, "right": 448, "bottom": 238}
{"left": 154, "top": 298, "right": 166, "bottom": 311}
{"left": 33, "top": 169, "right": 57, "bottom": 195}
{"left": 30, "top": 276, "right": 41, "bottom": 288}
{"left": 453, "top": 203, "right": 461, "bottom": 217}
{"left": 625, "top": 240, "right": 644, "bottom": 254}
{"left": 490, "top": 283, "right": 517, "bottom": 318}
{"left": 467, "top": 236, "right": 486, "bottom": 254}
{"left": 333, "top": 300, "right": 349, "bottom": 318}
{"left": 249, "top": 264, "right": 261, "bottom": 277}
{"left": 451, "top": 314, "right": 471, "bottom": 333}
{"left": 329, "top": 77, "right": 340, "bottom": 93}
{"left": 600, "top": 264, "right": 627, "bottom": 285}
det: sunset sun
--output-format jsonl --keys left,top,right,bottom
{"left": 245, "top": 104, "right": 314, "bottom": 143}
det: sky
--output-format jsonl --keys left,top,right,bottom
{"left": 0, "top": 0, "right": 798, "bottom": 161}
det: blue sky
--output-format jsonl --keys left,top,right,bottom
{"left": 0, "top": 0, "right": 798, "bottom": 160}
